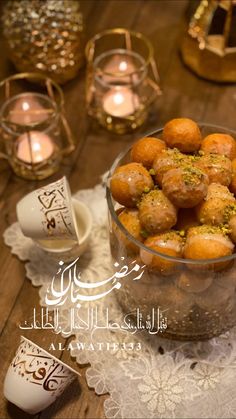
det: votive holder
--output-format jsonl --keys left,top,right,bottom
{"left": 85, "top": 28, "right": 161, "bottom": 134}
{"left": 0, "top": 73, "right": 75, "bottom": 180}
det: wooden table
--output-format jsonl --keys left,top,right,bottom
{"left": 0, "top": 1, "right": 235, "bottom": 418}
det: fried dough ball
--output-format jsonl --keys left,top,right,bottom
{"left": 195, "top": 153, "right": 232, "bottom": 186}
{"left": 116, "top": 208, "right": 144, "bottom": 254}
{"left": 228, "top": 214, "right": 236, "bottom": 244}
{"left": 229, "top": 158, "right": 236, "bottom": 195}
{"left": 110, "top": 162, "right": 153, "bottom": 207}
{"left": 223, "top": 205, "right": 236, "bottom": 247}
{"left": 184, "top": 225, "right": 234, "bottom": 271}
{"left": 175, "top": 208, "right": 199, "bottom": 231}
{"left": 162, "top": 118, "right": 202, "bottom": 152}
{"left": 131, "top": 137, "right": 166, "bottom": 169}
{"left": 152, "top": 148, "right": 188, "bottom": 186}
{"left": 140, "top": 231, "right": 184, "bottom": 275}
{"left": 196, "top": 183, "right": 235, "bottom": 225}
{"left": 138, "top": 190, "right": 177, "bottom": 234}
{"left": 176, "top": 270, "right": 213, "bottom": 293}
{"left": 201, "top": 133, "right": 236, "bottom": 160}
{"left": 162, "top": 166, "right": 209, "bottom": 208}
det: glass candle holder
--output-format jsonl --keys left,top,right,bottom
{"left": 85, "top": 28, "right": 161, "bottom": 134}
{"left": 0, "top": 73, "right": 75, "bottom": 180}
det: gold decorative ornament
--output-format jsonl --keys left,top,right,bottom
{"left": 181, "top": 0, "right": 236, "bottom": 82}
{"left": 2, "top": 0, "right": 84, "bottom": 84}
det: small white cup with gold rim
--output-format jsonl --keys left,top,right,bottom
{"left": 4, "top": 336, "right": 80, "bottom": 415}
{"left": 16, "top": 176, "right": 79, "bottom": 242}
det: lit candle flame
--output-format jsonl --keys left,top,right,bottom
{"left": 119, "top": 61, "right": 128, "bottom": 72}
{"left": 113, "top": 92, "right": 124, "bottom": 105}
{"left": 22, "top": 101, "right": 30, "bottom": 111}
{"left": 32, "top": 141, "right": 41, "bottom": 152}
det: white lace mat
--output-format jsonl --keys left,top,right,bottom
{"left": 3, "top": 183, "right": 236, "bottom": 419}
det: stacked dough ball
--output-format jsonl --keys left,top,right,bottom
{"left": 111, "top": 118, "right": 236, "bottom": 282}
{"left": 110, "top": 119, "right": 236, "bottom": 337}
{"left": 110, "top": 118, "right": 236, "bottom": 337}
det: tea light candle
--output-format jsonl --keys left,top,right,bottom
{"left": 102, "top": 86, "right": 140, "bottom": 118}
{"left": 104, "top": 55, "right": 136, "bottom": 73}
{"left": 103, "top": 54, "right": 139, "bottom": 84}
{"left": 9, "top": 93, "right": 52, "bottom": 125}
{"left": 17, "top": 131, "right": 54, "bottom": 164}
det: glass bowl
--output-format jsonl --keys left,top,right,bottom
{"left": 106, "top": 123, "right": 236, "bottom": 341}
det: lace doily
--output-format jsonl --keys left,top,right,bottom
{"left": 4, "top": 183, "right": 236, "bottom": 419}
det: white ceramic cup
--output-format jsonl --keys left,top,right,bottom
{"left": 35, "top": 199, "right": 93, "bottom": 262}
{"left": 16, "top": 176, "right": 79, "bottom": 242}
{"left": 4, "top": 336, "right": 80, "bottom": 415}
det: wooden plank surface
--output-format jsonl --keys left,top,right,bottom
{"left": 0, "top": 1, "right": 235, "bottom": 418}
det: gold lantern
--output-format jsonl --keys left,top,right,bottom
{"left": 85, "top": 28, "right": 161, "bottom": 134}
{"left": 0, "top": 73, "right": 75, "bottom": 180}
{"left": 181, "top": 0, "right": 236, "bottom": 82}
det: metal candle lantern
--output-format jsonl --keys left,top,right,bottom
{"left": 0, "top": 73, "right": 75, "bottom": 180}
{"left": 181, "top": 0, "right": 236, "bottom": 82}
{"left": 85, "top": 28, "right": 161, "bottom": 134}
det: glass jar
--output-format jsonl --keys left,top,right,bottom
{"left": 106, "top": 124, "right": 236, "bottom": 341}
